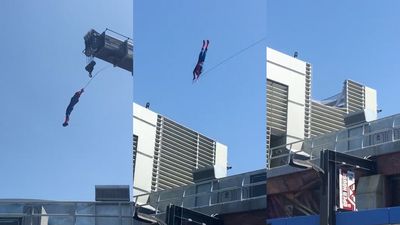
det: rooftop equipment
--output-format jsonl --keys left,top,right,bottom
{"left": 84, "top": 29, "right": 133, "bottom": 73}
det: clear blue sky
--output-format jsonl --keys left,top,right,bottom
{"left": 267, "top": 1, "right": 400, "bottom": 118}
{"left": 4, "top": 0, "right": 395, "bottom": 202}
{"left": 134, "top": 0, "right": 267, "bottom": 176}
{"left": 0, "top": 1, "right": 132, "bottom": 200}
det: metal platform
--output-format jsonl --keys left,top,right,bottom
{"left": 84, "top": 29, "right": 133, "bottom": 73}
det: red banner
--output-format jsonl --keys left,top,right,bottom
{"left": 339, "top": 169, "right": 356, "bottom": 211}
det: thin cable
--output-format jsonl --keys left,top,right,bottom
{"left": 83, "top": 65, "right": 111, "bottom": 89}
{"left": 200, "top": 37, "right": 267, "bottom": 79}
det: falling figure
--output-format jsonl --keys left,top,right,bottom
{"left": 193, "top": 40, "right": 209, "bottom": 81}
{"left": 63, "top": 89, "right": 84, "bottom": 127}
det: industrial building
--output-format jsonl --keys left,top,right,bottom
{"left": 266, "top": 48, "right": 377, "bottom": 168}
{"left": 267, "top": 113, "right": 400, "bottom": 225}
{"left": 0, "top": 173, "right": 267, "bottom": 225}
{"left": 266, "top": 48, "right": 400, "bottom": 225}
{"left": 133, "top": 103, "right": 228, "bottom": 204}
{"left": 0, "top": 200, "right": 135, "bottom": 225}
{"left": 133, "top": 168, "right": 267, "bottom": 225}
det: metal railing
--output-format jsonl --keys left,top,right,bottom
{"left": 0, "top": 201, "right": 134, "bottom": 225}
{"left": 267, "top": 140, "right": 305, "bottom": 169}
{"left": 268, "top": 114, "right": 400, "bottom": 169}
{"left": 133, "top": 172, "right": 266, "bottom": 215}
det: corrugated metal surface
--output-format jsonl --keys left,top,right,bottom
{"left": 310, "top": 101, "right": 346, "bottom": 137}
{"left": 304, "top": 63, "right": 312, "bottom": 139}
{"left": 151, "top": 116, "right": 216, "bottom": 191}
{"left": 133, "top": 135, "right": 138, "bottom": 177}
{"left": 346, "top": 80, "right": 365, "bottom": 113}
{"left": 267, "top": 79, "right": 288, "bottom": 134}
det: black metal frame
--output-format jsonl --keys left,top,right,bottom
{"left": 0, "top": 217, "right": 22, "bottom": 225}
{"left": 165, "top": 205, "right": 223, "bottom": 225}
{"left": 83, "top": 29, "right": 133, "bottom": 73}
{"left": 319, "top": 150, "right": 376, "bottom": 225}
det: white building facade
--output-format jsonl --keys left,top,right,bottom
{"left": 133, "top": 103, "right": 228, "bottom": 203}
{"left": 266, "top": 47, "right": 377, "bottom": 168}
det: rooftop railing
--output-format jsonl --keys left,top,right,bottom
{"left": 0, "top": 201, "right": 134, "bottom": 225}
{"left": 133, "top": 171, "right": 266, "bottom": 215}
{"left": 268, "top": 114, "right": 400, "bottom": 169}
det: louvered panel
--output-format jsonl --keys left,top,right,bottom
{"left": 151, "top": 115, "right": 219, "bottom": 192}
{"left": 346, "top": 80, "right": 365, "bottom": 113}
{"left": 267, "top": 79, "right": 288, "bottom": 135}
{"left": 311, "top": 101, "right": 346, "bottom": 137}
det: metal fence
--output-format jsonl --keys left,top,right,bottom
{"left": 0, "top": 201, "right": 134, "bottom": 225}
{"left": 268, "top": 114, "right": 400, "bottom": 169}
{"left": 133, "top": 171, "right": 266, "bottom": 214}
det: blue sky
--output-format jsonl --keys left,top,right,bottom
{"left": 134, "top": 0, "right": 267, "bottom": 176}
{"left": 0, "top": 1, "right": 132, "bottom": 200}
{"left": 267, "top": 1, "right": 400, "bottom": 118}
{"left": 2, "top": 0, "right": 396, "bottom": 202}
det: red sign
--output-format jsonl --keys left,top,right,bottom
{"left": 339, "top": 169, "right": 356, "bottom": 211}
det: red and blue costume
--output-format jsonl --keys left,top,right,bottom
{"left": 193, "top": 40, "right": 209, "bottom": 81}
{"left": 63, "top": 89, "right": 84, "bottom": 127}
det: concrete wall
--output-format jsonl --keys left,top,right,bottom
{"left": 364, "top": 86, "right": 378, "bottom": 121}
{"left": 215, "top": 142, "right": 228, "bottom": 178}
{"left": 133, "top": 103, "right": 158, "bottom": 200}
{"left": 267, "top": 47, "right": 309, "bottom": 149}
{"left": 356, "top": 175, "right": 386, "bottom": 210}
{"left": 133, "top": 103, "right": 228, "bottom": 205}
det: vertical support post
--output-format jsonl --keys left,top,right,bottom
{"left": 119, "top": 202, "right": 122, "bottom": 225}
{"left": 392, "top": 119, "right": 395, "bottom": 142}
{"left": 156, "top": 193, "right": 161, "bottom": 214}
{"left": 320, "top": 150, "right": 336, "bottom": 225}
{"left": 181, "top": 190, "right": 186, "bottom": 207}
{"left": 29, "top": 206, "right": 33, "bottom": 225}
{"left": 320, "top": 151, "right": 328, "bottom": 225}
{"left": 334, "top": 133, "right": 338, "bottom": 151}
{"left": 361, "top": 124, "right": 365, "bottom": 149}
{"left": 74, "top": 202, "right": 78, "bottom": 225}
{"left": 209, "top": 181, "right": 213, "bottom": 206}
{"left": 286, "top": 143, "right": 292, "bottom": 165}
{"left": 241, "top": 176, "right": 245, "bottom": 201}
{"left": 311, "top": 140, "right": 315, "bottom": 159}
{"left": 328, "top": 151, "right": 337, "bottom": 225}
